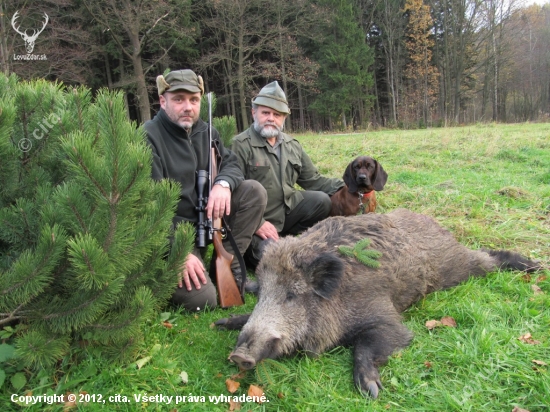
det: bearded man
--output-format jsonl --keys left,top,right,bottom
{"left": 231, "top": 81, "right": 344, "bottom": 269}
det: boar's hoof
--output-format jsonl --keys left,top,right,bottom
{"left": 355, "top": 367, "right": 383, "bottom": 398}
{"left": 229, "top": 352, "right": 256, "bottom": 370}
{"left": 366, "top": 380, "right": 382, "bottom": 399}
{"left": 356, "top": 377, "right": 383, "bottom": 399}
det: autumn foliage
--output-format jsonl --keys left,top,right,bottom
{"left": 403, "top": 0, "right": 439, "bottom": 127}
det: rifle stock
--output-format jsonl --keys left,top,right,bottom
{"left": 210, "top": 147, "right": 244, "bottom": 308}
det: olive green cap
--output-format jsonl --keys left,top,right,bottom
{"left": 157, "top": 69, "right": 204, "bottom": 96}
{"left": 252, "top": 81, "right": 290, "bottom": 114}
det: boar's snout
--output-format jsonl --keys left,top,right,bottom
{"left": 229, "top": 350, "right": 256, "bottom": 370}
{"left": 230, "top": 328, "right": 283, "bottom": 370}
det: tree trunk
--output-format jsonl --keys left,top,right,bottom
{"left": 492, "top": 25, "right": 498, "bottom": 122}
{"left": 297, "top": 83, "right": 305, "bottom": 131}
{"left": 387, "top": 53, "right": 398, "bottom": 124}
{"left": 0, "top": 0, "right": 9, "bottom": 75}
{"left": 341, "top": 111, "right": 347, "bottom": 129}
{"left": 237, "top": 25, "right": 248, "bottom": 130}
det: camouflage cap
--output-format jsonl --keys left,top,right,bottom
{"left": 156, "top": 69, "right": 204, "bottom": 96}
{"left": 252, "top": 81, "right": 290, "bottom": 115}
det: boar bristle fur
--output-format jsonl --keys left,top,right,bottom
{"left": 228, "top": 209, "right": 542, "bottom": 398}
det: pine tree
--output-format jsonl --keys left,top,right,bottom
{"left": 199, "top": 93, "right": 237, "bottom": 147}
{"left": 310, "top": 0, "right": 375, "bottom": 130}
{"left": 0, "top": 73, "right": 193, "bottom": 368}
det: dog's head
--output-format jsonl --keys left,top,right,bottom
{"left": 343, "top": 156, "right": 388, "bottom": 193}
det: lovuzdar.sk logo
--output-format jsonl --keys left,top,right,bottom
{"left": 11, "top": 10, "right": 48, "bottom": 61}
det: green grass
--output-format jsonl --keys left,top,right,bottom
{"left": 2, "top": 123, "right": 550, "bottom": 411}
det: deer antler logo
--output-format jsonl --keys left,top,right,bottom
{"left": 11, "top": 11, "right": 49, "bottom": 54}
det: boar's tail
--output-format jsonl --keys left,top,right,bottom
{"left": 484, "top": 249, "right": 541, "bottom": 273}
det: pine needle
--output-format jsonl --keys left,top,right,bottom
{"left": 338, "top": 238, "right": 382, "bottom": 268}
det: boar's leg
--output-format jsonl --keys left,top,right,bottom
{"left": 215, "top": 314, "right": 251, "bottom": 330}
{"left": 352, "top": 316, "right": 413, "bottom": 398}
{"left": 353, "top": 340, "right": 384, "bottom": 398}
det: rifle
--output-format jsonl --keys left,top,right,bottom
{"left": 196, "top": 92, "right": 244, "bottom": 308}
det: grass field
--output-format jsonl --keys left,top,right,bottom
{"left": 2, "top": 122, "right": 550, "bottom": 411}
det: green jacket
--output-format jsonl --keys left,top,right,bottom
{"left": 232, "top": 126, "right": 344, "bottom": 231}
{"left": 145, "top": 109, "right": 244, "bottom": 226}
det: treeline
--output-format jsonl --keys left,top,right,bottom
{"left": 1, "top": 0, "right": 549, "bottom": 131}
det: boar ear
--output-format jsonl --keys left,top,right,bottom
{"left": 308, "top": 253, "right": 344, "bottom": 300}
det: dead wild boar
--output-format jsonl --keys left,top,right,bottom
{"left": 219, "top": 209, "right": 541, "bottom": 398}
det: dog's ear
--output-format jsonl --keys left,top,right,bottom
{"left": 343, "top": 162, "right": 359, "bottom": 192}
{"left": 373, "top": 161, "right": 388, "bottom": 191}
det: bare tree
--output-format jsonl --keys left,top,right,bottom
{"left": 431, "top": 0, "right": 483, "bottom": 123}
{"left": 479, "top": 0, "right": 521, "bottom": 121}
{"left": 195, "top": 0, "right": 279, "bottom": 129}
{"left": 0, "top": 0, "right": 10, "bottom": 75}
{"left": 1, "top": 1, "right": 96, "bottom": 84}
{"left": 502, "top": 4, "right": 550, "bottom": 120}
{"left": 259, "top": 0, "right": 323, "bottom": 131}
{"left": 81, "top": 0, "right": 195, "bottom": 122}
{"left": 374, "top": 0, "right": 407, "bottom": 125}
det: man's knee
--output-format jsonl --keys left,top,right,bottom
{"left": 318, "top": 192, "right": 332, "bottom": 215}
{"left": 170, "top": 281, "right": 217, "bottom": 312}
{"left": 236, "top": 180, "right": 267, "bottom": 205}
{"left": 306, "top": 191, "right": 331, "bottom": 215}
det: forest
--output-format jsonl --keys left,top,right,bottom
{"left": 1, "top": 0, "right": 549, "bottom": 132}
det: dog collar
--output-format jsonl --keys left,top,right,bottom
{"left": 358, "top": 190, "right": 374, "bottom": 199}
{"left": 358, "top": 190, "right": 374, "bottom": 214}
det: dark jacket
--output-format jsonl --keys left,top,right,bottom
{"left": 144, "top": 109, "right": 244, "bottom": 225}
{"left": 232, "top": 126, "right": 344, "bottom": 231}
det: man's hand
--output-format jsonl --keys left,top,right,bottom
{"left": 255, "top": 221, "right": 279, "bottom": 241}
{"left": 180, "top": 253, "right": 207, "bottom": 291}
{"left": 207, "top": 184, "right": 231, "bottom": 220}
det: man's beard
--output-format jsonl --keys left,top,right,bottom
{"left": 178, "top": 120, "right": 193, "bottom": 130}
{"left": 165, "top": 106, "right": 195, "bottom": 130}
{"left": 254, "top": 119, "right": 283, "bottom": 138}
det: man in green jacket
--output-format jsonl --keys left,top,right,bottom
{"left": 145, "top": 69, "right": 267, "bottom": 310}
{"left": 232, "top": 81, "right": 344, "bottom": 268}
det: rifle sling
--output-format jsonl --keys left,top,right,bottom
{"left": 221, "top": 217, "right": 247, "bottom": 301}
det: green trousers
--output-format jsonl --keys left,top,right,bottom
{"left": 171, "top": 180, "right": 267, "bottom": 311}
{"left": 245, "top": 190, "right": 332, "bottom": 270}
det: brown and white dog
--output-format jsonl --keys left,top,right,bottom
{"left": 330, "top": 156, "right": 388, "bottom": 216}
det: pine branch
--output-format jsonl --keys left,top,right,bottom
{"left": 103, "top": 202, "right": 118, "bottom": 252}
{"left": 0, "top": 303, "right": 25, "bottom": 326}
{"left": 67, "top": 199, "right": 89, "bottom": 233}
{"left": 338, "top": 238, "right": 382, "bottom": 269}
{"left": 86, "top": 306, "right": 143, "bottom": 332}
{"left": 15, "top": 330, "right": 70, "bottom": 369}
{"left": 71, "top": 146, "right": 109, "bottom": 199}
{"left": 39, "top": 276, "right": 124, "bottom": 333}
{"left": 119, "top": 180, "right": 178, "bottom": 261}
{"left": 86, "top": 288, "right": 151, "bottom": 332}
{"left": 0, "top": 225, "right": 66, "bottom": 307}
{"left": 118, "top": 162, "right": 141, "bottom": 200}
